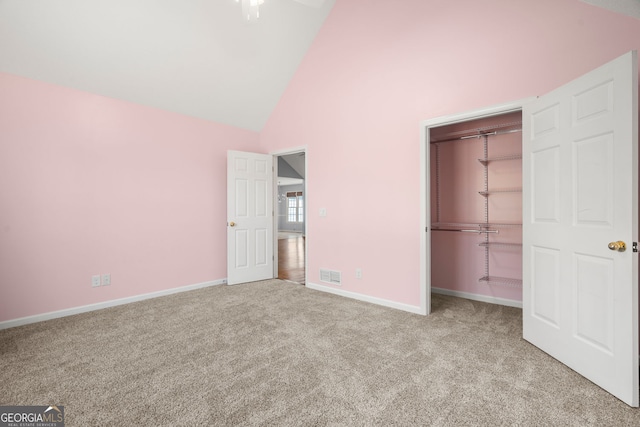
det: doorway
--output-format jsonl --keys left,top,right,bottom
{"left": 275, "top": 151, "right": 306, "bottom": 284}
{"left": 428, "top": 110, "right": 523, "bottom": 307}
{"left": 419, "top": 49, "right": 638, "bottom": 408}
{"left": 420, "top": 100, "right": 528, "bottom": 315}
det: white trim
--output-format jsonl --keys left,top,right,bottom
{"left": 420, "top": 99, "right": 535, "bottom": 128}
{"left": 306, "top": 281, "right": 423, "bottom": 315}
{"left": 0, "top": 279, "right": 226, "bottom": 330}
{"left": 431, "top": 287, "right": 523, "bottom": 309}
{"left": 270, "top": 145, "right": 308, "bottom": 156}
{"left": 419, "top": 119, "right": 430, "bottom": 315}
{"left": 419, "top": 98, "right": 535, "bottom": 316}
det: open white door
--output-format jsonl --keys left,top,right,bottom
{"left": 523, "top": 51, "right": 638, "bottom": 406}
{"left": 227, "top": 150, "right": 274, "bottom": 285}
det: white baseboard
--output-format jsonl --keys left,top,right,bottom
{"left": 431, "top": 287, "right": 522, "bottom": 308}
{"left": 0, "top": 279, "right": 227, "bottom": 330}
{"left": 306, "top": 282, "right": 424, "bottom": 315}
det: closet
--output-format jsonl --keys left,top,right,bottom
{"left": 421, "top": 51, "right": 639, "bottom": 407}
{"left": 429, "top": 111, "right": 523, "bottom": 304}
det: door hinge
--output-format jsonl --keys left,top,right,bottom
{"left": 425, "top": 226, "right": 428, "bottom": 232}
{"left": 633, "top": 242, "right": 638, "bottom": 253}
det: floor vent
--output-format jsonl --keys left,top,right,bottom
{"left": 320, "top": 269, "right": 341, "bottom": 285}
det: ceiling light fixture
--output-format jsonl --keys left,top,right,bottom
{"left": 235, "top": 0, "right": 264, "bottom": 21}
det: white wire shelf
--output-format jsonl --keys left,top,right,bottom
{"left": 432, "top": 222, "right": 484, "bottom": 229}
{"left": 431, "top": 121, "right": 522, "bottom": 144}
{"left": 477, "top": 154, "right": 522, "bottom": 165}
{"left": 479, "top": 276, "right": 523, "bottom": 287}
{"left": 478, "top": 188, "right": 522, "bottom": 197}
{"left": 478, "top": 188, "right": 522, "bottom": 196}
{"left": 478, "top": 242, "right": 522, "bottom": 249}
{"left": 431, "top": 223, "right": 497, "bottom": 234}
{"left": 432, "top": 222, "right": 522, "bottom": 230}
{"left": 431, "top": 228, "right": 498, "bottom": 234}
{"left": 484, "top": 222, "right": 522, "bottom": 228}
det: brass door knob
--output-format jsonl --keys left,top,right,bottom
{"left": 608, "top": 241, "right": 626, "bottom": 252}
{"left": 229, "top": 222, "right": 236, "bottom": 227}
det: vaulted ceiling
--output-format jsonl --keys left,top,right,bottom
{"left": 581, "top": 0, "right": 640, "bottom": 20}
{"left": 0, "top": 0, "right": 335, "bottom": 131}
{"left": 0, "top": 1, "right": 637, "bottom": 132}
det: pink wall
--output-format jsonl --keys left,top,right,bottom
{"left": 2, "top": 0, "right": 640, "bottom": 323}
{"left": 260, "top": 0, "right": 640, "bottom": 307}
{"left": 0, "top": 73, "right": 259, "bottom": 322}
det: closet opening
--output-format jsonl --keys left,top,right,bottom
{"left": 428, "top": 110, "right": 523, "bottom": 309}
{"left": 420, "top": 52, "right": 639, "bottom": 406}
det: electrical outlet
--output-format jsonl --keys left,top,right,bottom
{"left": 356, "top": 268, "right": 362, "bottom": 279}
{"left": 91, "top": 275, "right": 101, "bottom": 287}
{"left": 102, "top": 274, "right": 111, "bottom": 286}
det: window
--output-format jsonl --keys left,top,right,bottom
{"left": 287, "top": 192, "right": 304, "bottom": 223}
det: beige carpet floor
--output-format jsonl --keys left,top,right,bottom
{"left": 1, "top": 279, "right": 639, "bottom": 426}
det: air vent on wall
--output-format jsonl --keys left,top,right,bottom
{"left": 320, "top": 269, "right": 341, "bottom": 285}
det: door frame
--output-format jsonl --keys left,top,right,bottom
{"left": 271, "top": 146, "right": 308, "bottom": 283}
{"left": 419, "top": 98, "right": 535, "bottom": 315}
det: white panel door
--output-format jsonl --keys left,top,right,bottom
{"left": 227, "top": 150, "right": 273, "bottom": 285}
{"left": 523, "top": 51, "right": 638, "bottom": 406}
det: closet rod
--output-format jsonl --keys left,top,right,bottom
{"left": 432, "top": 128, "right": 521, "bottom": 144}
{"left": 433, "top": 228, "right": 499, "bottom": 234}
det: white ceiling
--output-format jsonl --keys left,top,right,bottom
{"left": 0, "top": 0, "right": 335, "bottom": 131}
{"left": 280, "top": 152, "right": 305, "bottom": 178}
{"left": 1, "top": 1, "right": 638, "bottom": 133}
{"left": 581, "top": 0, "right": 640, "bottom": 20}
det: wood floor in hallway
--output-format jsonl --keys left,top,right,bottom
{"left": 278, "top": 234, "right": 305, "bottom": 284}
